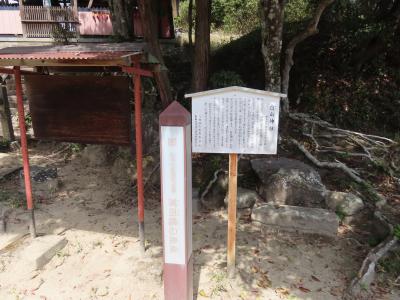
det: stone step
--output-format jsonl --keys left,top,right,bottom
{"left": 252, "top": 203, "right": 339, "bottom": 237}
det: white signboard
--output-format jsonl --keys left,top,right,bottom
{"left": 161, "top": 126, "right": 186, "bottom": 265}
{"left": 189, "top": 87, "right": 281, "bottom": 154}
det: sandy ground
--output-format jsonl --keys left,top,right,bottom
{"left": 0, "top": 144, "right": 399, "bottom": 300}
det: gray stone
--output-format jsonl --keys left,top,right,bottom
{"left": 325, "top": 191, "right": 364, "bottom": 216}
{"left": 251, "top": 158, "right": 327, "bottom": 208}
{"left": 252, "top": 203, "right": 339, "bottom": 237}
{"left": 21, "top": 235, "right": 68, "bottom": 270}
{"left": 224, "top": 187, "right": 261, "bottom": 209}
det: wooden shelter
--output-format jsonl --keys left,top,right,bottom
{"left": 0, "top": 43, "right": 157, "bottom": 251}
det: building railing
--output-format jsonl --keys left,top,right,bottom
{"left": 20, "top": 6, "right": 79, "bottom": 38}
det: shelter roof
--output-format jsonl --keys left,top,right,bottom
{"left": 0, "top": 43, "right": 149, "bottom": 67}
{"left": 185, "top": 86, "right": 287, "bottom": 98}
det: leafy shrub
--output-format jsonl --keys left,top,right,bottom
{"left": 210, "top": 70, "right": 244, "bottom": 89}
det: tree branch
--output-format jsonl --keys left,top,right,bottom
{"left": 281, "top": 0, "right": 336, "bottom": 95}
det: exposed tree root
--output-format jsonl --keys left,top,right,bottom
{"left": 345, "top": 212, "right": 398, "bottom": 298}
{"left": 200, "top": 168, "right": 225, "bottom": 207}
{"left": 288, "top": 113, "right": 400, "bottom": 297}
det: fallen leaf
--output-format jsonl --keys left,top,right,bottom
{"left": 251, "top": 265, "right": 259, "bottom": 273}
{"left": 275, "top": 287, "right": 290, "bottom": 299}
{"left": 198, "top": 289, "right": 208, "bottom": 297}
{"left": 298, "top": 286, "right": 311, "bottom": 293}
{"left": 311, "top": 275, "right": 320, "bottom": 282}
{"left": 257, "top": 274, "right": 272, "bottom": 288}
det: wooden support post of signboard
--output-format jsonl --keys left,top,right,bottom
{"left": 227, "top": 153, "right": 238, "bottom": 278}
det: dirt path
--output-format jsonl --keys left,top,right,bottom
{"left": 0, "top": 145, "right": 399, "bottom": 299}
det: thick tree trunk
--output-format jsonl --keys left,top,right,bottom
{"left": 188, "top": 0, "right": 194, "bottom": 49}
{"left": 260, "top": 0, "right": 286, "bottom": 94}
{"left": 0, "top": 79, "right": 15, "bottom": 141}
{"left": 108, "top": 0, "right": 134, "bottom": 39}
{"left": 281, "top": 0, "right": 335, "bottom": 96}
{"left": 191, "top": 0, "right": 211, "bottom": 92}
{"left": 138, "top": 0, "right": 173, "bottom": 107}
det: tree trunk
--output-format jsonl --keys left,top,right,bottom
{"left": 138, "top": 0, "right": 173, "bottom": 107}
{"left": 281, "top": 0, "right": 335, "bottom": 110}
{"left": 260, "top": 0, "right": 286, "bottom": 94}
{"left": 191, "top": 0, "right": 211, "bottom": 92}
{"left": 0, "top": 80, "right": 15, "bottom": 141}
{"left": 108, "top": 0, "right": 134, "bottom": 40}
{"left": 188, "top": 0, "right": 194, "bottom": 49}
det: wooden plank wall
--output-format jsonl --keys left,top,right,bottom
{"left": 24, "top": 75, "right": 131, "bottom": 145}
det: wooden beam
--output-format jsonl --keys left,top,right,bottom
{"left": 121, "top": 66, "right": 154, "bottom": 77}
{"left": 0, "top": 59, "right": 130, "bottom": 68}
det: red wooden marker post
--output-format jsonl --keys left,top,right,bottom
{"left": 160, "top": 101, "right": 193, "bottom": 300}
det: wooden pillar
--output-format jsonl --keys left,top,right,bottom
{"left": 14, "top": 66, "right": 36, "bottom": 238}
{"left": 227, "top": 153, "right": 238, "bottom": 278}
{"left": 0, "top": 79, "right": 15, "bottom": 141}
{"left": 133, "top": 67, "right": 145, "bottom": 253}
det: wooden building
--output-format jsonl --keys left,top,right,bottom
{"left": 0, "top": 0, "right": 175, "bottom": 39}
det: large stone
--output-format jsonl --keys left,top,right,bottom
{"left": 252, "top": 203, "right": 339, "bottom": 237}
{"left": 325, "top": 191, "right": 365, "bottom": 216}
{"left": 224, "top": 187, "right": 261, "bottom": 209}
{"left": 251, "top": 158, "right": 327, "bottom": 208}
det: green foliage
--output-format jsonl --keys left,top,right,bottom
{"left": 212, "top": 0, "right": 259, "bottom": 34}
{"left": 0, "top": 191, "right": 23, "bottom": 208}
{"left": 25, "top": 113, "right": 32, "bottom": 130}
{"left": 69, "top": 143, "right": 84, "bottom": 153}
{"left": 335, "top": 205, "right": 346, "bottom": 221}
{"left": 175, "top": 0, "right": 193, "bottom": 31}
{"left": 175, "top": 0, "right": 259, "bottom": 34}
{"left": 394, "top": 225, "right": 400, "bottom": 240}
{"left": 210, "top": 70, "right": 244, "bottom": 89}
{"left": 52, "top": 23, "right": 75, "bottom": 45}
{"left": 379, "top": 249, "right": 400, "bottom": 278}
{"left": 285, "top": 0, "right": 313, "bottom": 23}
{"left": 0, "top": 138, "right": 10, "bottom": 151}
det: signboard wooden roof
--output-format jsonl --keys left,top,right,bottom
{"left": 185, "top": 86, "right": 287, "bottom": 99}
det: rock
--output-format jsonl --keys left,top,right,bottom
{"left": 325, "top": 191, "right": 364, "bottom": 216}
{"left": 252, "top": 203, "right": 339, "bottom": 237}
{"left": 251, "top": 158, "right": 327, "bottom": 207}
{"left": 200, "top": 170, "right": 228, "bottom": 209}
{"left": 19, "top": 166, "right": 60, "bottom": 199}
{"left": 224, "top": 187, "right": 261, "bottom": 209}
